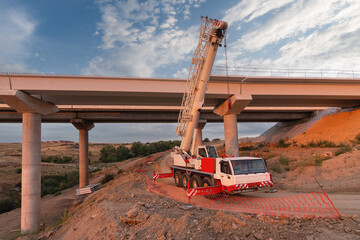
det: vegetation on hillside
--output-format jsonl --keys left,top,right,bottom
{"left": 99, "top": 140, "right": 180, "bottom": 163}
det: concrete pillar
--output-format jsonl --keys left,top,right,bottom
{"left": 21, "top": 112, "right": 41, "bottom": 234}
{"left": 223, "top": 114, "right": 240, "bottom": 157}
{"left": 71, "top": 119, "right": 94, "bottom": 189}
{"left": 79, "top": 129, "right": 89, "bottom": 188}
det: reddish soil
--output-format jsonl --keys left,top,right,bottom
{"left": 293, "top": 109, "right": 360, "bottom": 145}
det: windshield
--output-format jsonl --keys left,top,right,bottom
{"left": 206, "top": 146, "right": 218, "bottom": 158}
{"left": 231, "top": 159, "right": 267, "bottom": 175}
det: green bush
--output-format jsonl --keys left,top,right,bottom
{"left": 203, "top": 138, "right": 210, "bottom": 143}
{"left": 100, "top": 141, "right": 181, "bottom": 163}
{"left": 15, "top": 168, "right": 21, "bottom": 174}
{"left": 355, "top": 134, "right": 360, "bottom": 144}
{"left": 212, "top": 138, "right": 221, "bottom": 142}
{"left": 41, "top": 171, "right": 79, "bottom": 197}
{"left": 100, "top": 145, "right": 117, "bottom": 163}
{"left": 240, "top": 146, "right": 256, "bottom": 151}
{"left": 101, "top": 173, "right": 114, "bottom": 184}
{"left": 271, "top": 165, "right": 282, "bottom": 173}
{"left": 278, "top": 156, "right": 290, "bottom": 165}
{"left": 0, "top": 199, "right": 17, "bottom": 214}
{"left": 276, "top": 139, "right": 291, "bottom": 148}
{"left": 41, "top": 156, "right": 73, "bottom": 164}
{"left": 335, "top": 145, "right": 352, "bottom": 156}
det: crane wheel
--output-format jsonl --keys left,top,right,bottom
{"left": 190, "top": 175, "right": 201, "bottom": 188}
{"left": 174, "top": 171, "right": 182, "bottom": 187}
{"left": 201, "top": 177, "right": 212, "bottom": 187}
{"left": 181, "top": 173, "right": 189, "bottom": 188}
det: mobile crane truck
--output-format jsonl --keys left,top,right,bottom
{"left": 153, "top": 17, "right": 273, "bottom": 198}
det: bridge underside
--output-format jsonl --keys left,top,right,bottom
{"left": 0, "top": 109, "right": 315, "bottom": 123}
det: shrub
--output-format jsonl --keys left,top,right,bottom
{"left": 240, "top": 146, "right": 256, "bottom": 151}
{"left": 278, "top": 156, "right": 290, "bottom": 166}
{"left": 212, "top": 138, "right": 221, "bottom": 142}
{"left": 15, "top": 168, "right": 21, "bottom": 174}
{"left": 203, "top": 138, "right": 210, "bottom": 143}
{"left": 41, "top": 171, "right": 79, "bottom": 196}
{"left": 100, "top": 145, "right": 117, "bottom": 163}
{"left": 277, "top": 139, "right": 291, "bottom": 148}
{"left": 117, "top": 145, "right": 133, "bottom": 161}
{"left": 271, "top": 165, "right": 282, "bottom": 173}
{"left": 355, "top": 134, "right": 360, "bottom": 144}
{"left": 0, "top": 199, "right": 17, "bottom": 214}
{"left": 101, "top": 173, "right": 114, "bottom": 184}
{"left": 335, "top": 145, "right": 352, "bottom": 156}
{"left": 41, "top": 156, "right": 73, "bottom": 164}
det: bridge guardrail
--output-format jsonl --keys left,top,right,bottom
{"left": 213, "top": 66, "right": 360, "bottom": 79}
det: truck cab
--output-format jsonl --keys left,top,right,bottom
{"left": 214, "top": 157, "right": 273, "bottom": 191}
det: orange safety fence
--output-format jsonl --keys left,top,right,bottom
{"left": 141, "top": 173, "right": 340, "bottom": 219}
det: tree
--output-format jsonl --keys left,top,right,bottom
{"left": 203, "top": 138, "right": 210, "bottom": 143}
{"left": 100, "top": 145, "right": 117, "bottom": 162}
{"left": 116, "top": 145, "right": 133, "bottom": 161}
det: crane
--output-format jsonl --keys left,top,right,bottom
{"left": 153, "top": 17, "right": 273, "bottom": 196}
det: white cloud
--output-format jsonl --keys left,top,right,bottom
{"left": 173, "top": 67, "right": 188, "bottom": 78}
{"left": 222, "top": 0, "right": 360, "bottom": 72}
{"left": 0, "top": 4, "right": 36, "bottom": 72}
{"left": 224, "top": 0, "right": 294, "bottom": 25}
{"left": 83, "top": 0, "right": 205, "bottom": 77}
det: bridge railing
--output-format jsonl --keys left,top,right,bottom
{"left": 212, "top": 66, "right": 360, "bottom": 79}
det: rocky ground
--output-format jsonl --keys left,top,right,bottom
{"left": 4, "top": 153, "right": 357, "bottom": 240}
{"left": 46, "top": 170, "right": 360, "bottom": 240}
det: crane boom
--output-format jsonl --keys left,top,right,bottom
{"left": 176, "top": 16, "right": 227, "bottom": 153}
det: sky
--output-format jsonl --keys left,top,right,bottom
{"left": 0, "top": 0, "right": 359, "bottom": 143}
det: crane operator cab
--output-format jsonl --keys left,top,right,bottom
{"left": 196, "top": 146, "right": 218, "bottom": 158}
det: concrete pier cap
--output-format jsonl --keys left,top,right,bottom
{"left": 213, "top": 95, "right": 252, "bottom": 157}
{"left": 71, "top": 119, "right": 94, "bottom": 188}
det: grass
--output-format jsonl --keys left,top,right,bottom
{"left": 101, "top": 173, "right": 114, "bottom": 184}
{"left": 335, "top": 144, "right": 352, "bottom": 156}
{"left": 314, "top": 154, "right": 330, "bottom": 166}
{"left": 301, "top": 140, "right": 337, "bottom": 148}
{"left": 278, "top": 156, "right": 290, "bottom": 165}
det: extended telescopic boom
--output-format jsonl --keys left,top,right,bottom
{"left": 176, "top": 16, "right": 228, "bottom": 153}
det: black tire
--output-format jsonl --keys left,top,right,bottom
{"left": 181, "top": 173, "right": 189, "bottom": 188}
{"left": 174, "top": 171, "right": 182, "bottom": 187}
{"left": 190, "top": 175, "right": 201, "bottom": 188}
{"left": 201, "top": 177, "right": 212, "bottom": 187}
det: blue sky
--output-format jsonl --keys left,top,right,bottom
{"left": 1, "top": 0, "right": 359, "bottom": 143}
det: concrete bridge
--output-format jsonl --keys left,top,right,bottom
{"left": 1, "top": 73, "right": 360, "bottom": 233}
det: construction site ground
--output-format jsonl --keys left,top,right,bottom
{"left": 1, "top": 151, "right": 360, "bottom": 240}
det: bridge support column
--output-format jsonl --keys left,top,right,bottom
{"left": 21, "top": 112, "right": 41, "bottom": 234}
{"left": 191, "top": 119, "right": 207, "bottom": 155}
{"left": 71, "top": 119, "right": 94, "bottom": 188}
{"left": 223, "top": 114, "right": 240, "bottom": 157}
{"left": 0, "top": 90, "right": 58, "bottom": 233}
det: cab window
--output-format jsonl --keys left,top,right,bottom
{"left": 221, "top": 161, "right": 232, "bottom": 174}
{"left": 198, "top": 148, "right": 207, "bottom": 158}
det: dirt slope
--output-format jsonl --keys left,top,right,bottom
{"left": 293, "top": 108, "right": 360, "bottom": 145}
